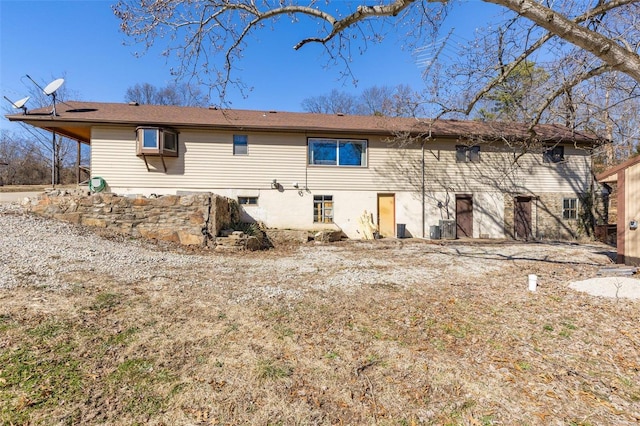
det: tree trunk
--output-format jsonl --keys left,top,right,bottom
{"left": 485, "top": 0, "right": 640, "bottom": 83}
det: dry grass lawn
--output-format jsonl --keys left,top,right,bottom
{"left": 1, "top": 217, "right": 639, "bottom": 425}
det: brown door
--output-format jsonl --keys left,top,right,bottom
{"left": 377, "top": 194, "right": 395, "bottom": 238}
{"left": 456, "top": 195, "right": 473, "bottom": 238}
{"left": 514, "top": 197, "right": 532, "bottom": 240}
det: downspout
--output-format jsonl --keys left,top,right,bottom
{"left": 535, "top": 195, "right": 540, "bottom": 241}
{"left": 422, "top": 140, "right": 425, "bottom": 238}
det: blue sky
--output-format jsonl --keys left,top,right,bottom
{"left": 1, "top": 0, "right": 504, "bottom": 132}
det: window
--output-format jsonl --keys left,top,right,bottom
{"left": 238, "top": 196, "right": 258, "bottom": 206}
{"left": 233, "top": 135, "right": 248, "bottom": 155}
{"left": 136, "top": 127, "right": 178, "bottom": 157}
{"left": 543, "top": 145, "right": 564, "bottom": 163}
{"left": 563, "top": 198, "right": 578, "bottom": 220}
{"left": 308, "top": 138, "right": 367, "bottom": 167}
{"left": 313, "top": 195, "right": 333, "bottom": 223}
{"left": 456, "top": 145, "right": 480, "bottom": 163}
{"left": 164, "top": 131, "right": 177, "bottom": 153}
{"left": 142, "top": 128, "right": 158, "bottom": 149}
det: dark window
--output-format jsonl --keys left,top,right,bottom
{"left": 456, "top": 145, "right": 480, "bottom": 163}
{"left": 563, "top": 198, "right": 578, "bottom": 220}
{"left": 308, "top": 138, "right": 366, "bottom": 167}
{"left": 313, "top": 195, "right": 334, "bottom": 223}
{"left": 238, "top": 196, "right": 258, "bottom": 205}
{"left": 233, "top": 135, "right": 248, "bottom": 155}
{"left": 544, "top": 146, "right": 564, "bottom": 163}
{"left": 163, "top": 131, "right": 177, "bottom": 153}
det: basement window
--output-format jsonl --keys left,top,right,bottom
{"left": 313, "top": 195, "right": 334, "bottom": 223}
{"left": 563, "top": 198, "right": 578, "bottom": 220}
{"left": 136, "top": 127, "right": 178, "bottom": 157}
{"left": 238, "top": 196, "right": 258, "bottom": 206}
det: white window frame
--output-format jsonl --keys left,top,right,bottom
{"left": 308, "top": 138, "right": 367, "bottom": 167}
{"left": 563, "top": 198, "right": 578, "bottom": 220}
{"left": 233, "top": 134, "right": 248, "bottom": 156}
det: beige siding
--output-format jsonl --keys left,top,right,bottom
{"left": 92, "top": 127, "right": 309, "bottom": 190}
{"left": 625, "top": 162, "right": 640, "bottom": 261}
{"left": 91, "top": 127, "right": 591, "bottom": 196}
{"left": 415, "top": 141, "right": 590, "bottom": 194}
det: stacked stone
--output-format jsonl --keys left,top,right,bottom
{"left": 214, "top": 230, "right": 261, "bottom": 252}
{"left": 24, "top": 192, "right": 232, "bottom": 247}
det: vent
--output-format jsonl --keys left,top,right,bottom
{"left": 439, "top": 219, "right": 456, "bottom": 239}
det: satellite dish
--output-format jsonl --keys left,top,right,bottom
{"left": 3, "top": 95, "right": 30, "bottom": 114}
{"left": 11, "top": 96, "right": 29, "bottom": 109}
{"left": 43, "top": 78, "right": 64, "bottom": 96}
{"left": 24, "top": 75, "right": 65, "bottom": 116}
{"left": 42, "top": 78, "right": 64, "bottom": 116}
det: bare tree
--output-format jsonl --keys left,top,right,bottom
{"left": 300, "top": 89, "right": 360, "bottom": 114}
{"left": 0, "top": 131, "right": 50, "bottom": 185}
{"left": 360, "top": 84, "right": 424, "bottom": 117}
{"left": 125, "top": 82, "right": 158, "bottom": 105}
{"left": 302, "top": 84, "right": 425, "bottom": 117}
{"left": 113, "top": 0, "right": 640, "bottom": 104}
{"left": 125, "top": 82, "right": 209, "bottom": 106}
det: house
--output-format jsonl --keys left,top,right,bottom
{"left": 6, "top": 101, "right": 598, "bottom": 240}
{"left": 597, "top": 156, "right": 640, "bottom": 265}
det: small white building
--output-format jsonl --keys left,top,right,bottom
{"left": 7, "top": 101, "right": 597, "bottom": 240}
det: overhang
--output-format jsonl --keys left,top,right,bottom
{"left": 6, "top": 100, "right": 601, "bottom": 145}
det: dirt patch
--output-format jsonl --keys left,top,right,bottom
{"left": 1, "top": 209, "right": 639, "bottom": 425}
{"left": 0, "top": 184, "right": 76, "bottom": 193}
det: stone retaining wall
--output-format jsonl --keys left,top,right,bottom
{"left": 25, "top": 192, "right": 233, "bottom": 247}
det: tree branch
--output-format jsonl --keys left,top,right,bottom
{"left": 485, "top": 0, "right": 640, "bottom": 82}
{"left": 465, "top": 0, "right": 639, "bottom": 115}
{"left": 293, "top": 0, "right": 418, "bottom": 50}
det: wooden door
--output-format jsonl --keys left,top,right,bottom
{"left": 514, "top": 197, "right": 532, "bottom": 240}
{"left": 456, "top": 195, "right": 473, "bottom": 238}
{"left": 377, "top": 194, "right": 395, "bottom": 238}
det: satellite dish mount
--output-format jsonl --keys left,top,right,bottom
{"left": 43, "top": 78, "right": 64, "bottom": 116}
{"left": 26, "top": 75, "right": 64, "bottom": 116}
{"left": 3, "top": 96, "right": 30, "bottom": 115}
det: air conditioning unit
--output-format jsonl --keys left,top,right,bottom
{"left": 439, "top": 219, "right": 456, "bottom": 239}
{"left": 430, "top": 225, "right": 441, "bottom": 240}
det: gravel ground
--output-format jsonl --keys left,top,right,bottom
{"left": 0, "top": 203, "right": 621, "bottom": 297}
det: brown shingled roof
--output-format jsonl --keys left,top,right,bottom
{"left": 6, "top": 100, "right": 598, "bottom": 144}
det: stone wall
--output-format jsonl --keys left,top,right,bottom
{"left": 25, "top": 192, "right": 234, "bottom": 247}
